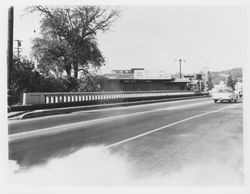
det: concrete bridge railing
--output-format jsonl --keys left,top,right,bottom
{"left": 23, "top": 90, "right": 205, "bottom": 105}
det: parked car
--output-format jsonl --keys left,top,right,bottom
{"left": 211, "top": 88, "right": 238, "bottom": 103}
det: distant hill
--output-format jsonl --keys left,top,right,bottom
{"left": 174, "top": 67, "right": 242, "bottom": 84}
{"left": 210, "top": 67, "right": 242, "bottom": 85}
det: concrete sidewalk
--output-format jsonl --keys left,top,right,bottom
{"left": 8, "top": 96, "right": 209, "bottom": 120}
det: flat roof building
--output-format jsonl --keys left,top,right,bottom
{"left": 102, "top": 68, "right": 191, "bottom": 91}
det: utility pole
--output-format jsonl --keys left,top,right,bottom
{"left": 7, "top": 6, "right": 14, "bottom": 91}
{"left": 7, "top": 6, "right": 15, "bottom": 106}
{"left": 175, "top": 59, "right": 186, "bottom": 78}
{"left": 15, "top": 40, "right": 23, "bottom": 59}
{"left": 203, "top": 66, "right": 208, "bottom": 91}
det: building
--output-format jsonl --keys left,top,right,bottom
{"left": 235, "top": 81, "right": 243, "bottom": 96}
{"left": 184, "top": 74, "right": 205, "bottom": 91}
{"left": 102, "top": 68, "right": 191, "bottom": 91}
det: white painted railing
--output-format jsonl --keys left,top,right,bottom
{"left": 23, "top": 91, "right": 200, "bottom": 105}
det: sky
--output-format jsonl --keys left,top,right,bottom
{"left": 13, "top": 5, "right": 247, "bottom": 74}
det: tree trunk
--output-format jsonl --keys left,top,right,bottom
{"left": 64, "top": 63, "right": 71, "bottom": 77}
{"left": 73, "top": 63, "right": 78, "bottom": 78}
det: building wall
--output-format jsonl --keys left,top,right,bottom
{"left": 102, "top": 79, "right": 188, "bottom": 91}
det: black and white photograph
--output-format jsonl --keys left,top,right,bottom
{"left": 1, "top": 0, "right": 249, "bottom": 193}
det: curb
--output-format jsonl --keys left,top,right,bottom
{"left": 15, "top": 96, "right": 209, "bottom": 119}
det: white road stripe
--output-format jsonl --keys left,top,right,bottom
{"left": 104, "top": 104, "right": 240, "bottom": 149}
{"left": 8, "top": 101, "right": 232, "bottom": 143}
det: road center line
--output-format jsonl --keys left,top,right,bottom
{"left": 104, "top": 104, "right": 240, "bottom": 149}
{"left": 8, "top": 101, "right": 230, "bottom": 143}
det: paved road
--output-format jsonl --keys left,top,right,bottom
{"left": 8, "top": 97, "right": 243, "bottom": 186}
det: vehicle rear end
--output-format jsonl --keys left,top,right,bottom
{"left": 211, "top": 90, "right": 238, "bottom": 103}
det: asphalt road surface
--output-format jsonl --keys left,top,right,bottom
{"left": 8, "top": 97, "right": 243, "bottom": 186}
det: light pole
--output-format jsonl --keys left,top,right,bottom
{"left": 175, "top": 59, "right": 186, "bottom": 78}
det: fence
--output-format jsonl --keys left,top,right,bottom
{"left": 23, "top": 90, "right": 206, "bottom": 105}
